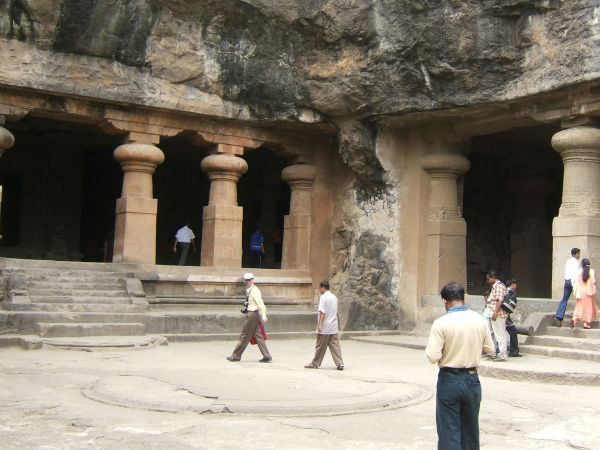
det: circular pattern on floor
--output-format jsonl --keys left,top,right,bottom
{"left": 82, "top": 372, "right": 431, "bottom": 416}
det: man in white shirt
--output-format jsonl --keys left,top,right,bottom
{"left": 304, "top": 280, "right": 344, "bottom": 370}
{"left": 173, "top": 222, "right": 196, "bottom": 266}
{"left": 425, "top": 282, "right": 495, "bottom": 450}
{"left": 227, "top": 273, "right": 271, "bottom": 362}
{"left": 555, "top": 247, "right": 580, "bottom": 327}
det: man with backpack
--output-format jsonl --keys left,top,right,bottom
{"left": 503, "top": 279, "right": 522, "bottom": 358}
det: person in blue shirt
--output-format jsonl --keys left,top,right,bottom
{"left": 250, "top": 227, "right": 265, "bottom": 268}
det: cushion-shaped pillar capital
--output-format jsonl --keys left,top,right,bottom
{"left": 0, "top": 126, "right": 15, "bottom": 157}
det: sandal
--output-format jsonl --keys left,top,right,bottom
{"left": 570, "top": 319, "right": 575, "bottom": 329}
{"left": 304, "top": 364, "right": 318, "bottom": 369}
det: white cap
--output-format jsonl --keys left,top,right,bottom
{"left": 243, "top": 272, "right": 254, "bottom": 281}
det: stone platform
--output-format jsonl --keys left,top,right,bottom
{"left": 349, "top": 334, "right": 600, "bottom": 385}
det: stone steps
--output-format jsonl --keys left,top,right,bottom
{"left": 23, "top": 277, "right": 125, "bottom": 284}
{"left": 4, "top": 303, "right": 146, "bottom": 313}
{"left": 518, "top": 317, "right": 600, "bottom": 362}
{"left": 36, "top": 322, "right": 146, "bottom": 338}
{"left": 29, "top": 296, "right": 134, "bottom": 304}
{"left": 16, "top": 269, "right": 125, "bottom": 277}
{"left": 26, "top": 282, "right": 125, "bottom": 290}
{"left": 519, "top": 344, "right": 600, "bottom": 363}
{"left": 545, "top": 325, "right": 600, "bottom": 338}
{"left": 28, "top": 289, "right": 128, "bottom": 297}
{"left": 525, "top": 334, "right": 600, "bottom": 352}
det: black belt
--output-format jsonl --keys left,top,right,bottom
{"left": 440, "top": 367, "right": 477, "bottom": 373}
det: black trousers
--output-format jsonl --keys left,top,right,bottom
{"left": 506, "top": 324, "right": 519, "bottom": 355}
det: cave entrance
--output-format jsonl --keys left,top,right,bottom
{"left": 2, "top": 116, "right": 123, "bottom": 262}
{"left": 154, "top": 134, "right": 210, "bottom": 266}
{"left": 239, "top": 147, "right": 290, "bottom": 269}
{"left": 463, "top": 125, "right": 563, "bottom": 297}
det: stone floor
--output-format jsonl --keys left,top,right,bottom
{"left": 1, "top": 339, "right": 599, "bottom": 450}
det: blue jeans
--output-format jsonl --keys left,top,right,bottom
{"left": 436, "top": 369, "right": 481, "bottom": 450}
{"left": 555, "top": 280, "right": 573, "bottom": 320}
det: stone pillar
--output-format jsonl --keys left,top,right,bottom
{"left": 113, "top": 142, "right": 165, "bottom": 264}
{"left": 509, "top": 177, "right": 553, "bottom": 298}
{"left": 0, "top": 121, "right": 15, "bottom": 238}
{"left": 200, "top": 146, "right": 248, "bottom": 267}
{"left": 421, "top": 151, "right": 470, "bottom": 294}
{"left": 281, "top": 163, "right": 315, "bottom": 270}
{"left": 552, "top": 125, "right": 600, "bottom": 298}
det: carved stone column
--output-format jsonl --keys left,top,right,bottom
{"left": 421, "top": 150, "right": 470, "bottom": 294}
{"left": 552, "top": 125, "right": 600, "bottom": 298}
{"left": 0, "top": 121, "right": 15, "bottom": 239}
{"left": 200, "top": 147, "right": 248, "bottom": 267}
{"left": 113, "top": 142, "right": 165, "bottom": 264}
{"left": 509, "top": 177, "right": 553, "bottom": 298}
{"left": 281, "top": 163, "right": 315, "bottom": 270}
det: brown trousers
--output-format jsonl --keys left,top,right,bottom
{"left": 232, "top": 311, "right": 271, "bottom": 359}
{"left": 310, "top": 333, "right": 343, "bottom": 367}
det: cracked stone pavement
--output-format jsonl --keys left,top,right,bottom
{"left": 0, "top": 339, "right": 599, "bottom": 450}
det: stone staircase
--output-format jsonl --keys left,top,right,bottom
{"left": 0, "top": 261, "right": 319, "bottom": 349}
{"left": 520, "top": 315, "right": 600, "bottom": 362}
{"left": 1, "top": 267, "right": 152, "bottom": 344}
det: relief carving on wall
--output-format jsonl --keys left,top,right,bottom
{"left": 428, "top": 205, "right": 462, "bottom": 220}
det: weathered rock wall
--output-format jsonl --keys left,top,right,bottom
{"left": 2, "top": 1, "right": 598, "bottom": 118}
{"left": 2, "top": 0, "right": 599, "bottom": 328}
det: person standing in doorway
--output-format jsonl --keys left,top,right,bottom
{"left": 485, "top": 270, "right": 509, "bottom": 362}
{"left": 250, "top": 226, "right": 265, "bottom": 268}
{"left": 227, "top": 273, "right": 272, "bottom": 362}
{"left": 304, "top": 280, "right": 344, "bottom": 370}
{"left": 173, "top": 222, "right": 196, "bottom": 266}
{"left": 555, "top": 247, "right": 581, "bottom": 327}
{"left": 572, "top": 258, "right": 598, "bottom": 329}
{"left": 426, "top": 282, "right": 495, "bottom": 450}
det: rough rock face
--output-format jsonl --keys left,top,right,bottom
{"left": 1, "top": 0, "right": 599, "bottom": 328}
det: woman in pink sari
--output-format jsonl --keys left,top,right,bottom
{"left": 572, "top": 258, "right": 598, "bottom": 329}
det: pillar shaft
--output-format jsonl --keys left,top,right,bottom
{"left": 421, "top": 151, "right": 470, "bottom": 294}
{"left": 113, "top": 143, "right": 164, "bottom": 264}
{"left": 281, "top": 164, "right": 315, "bottom": 271}
{"left": 200, "top": 153, "right": 248, "bottom": 268}
{"left": 552, "top": 126, "right": 600, "bottom": 298}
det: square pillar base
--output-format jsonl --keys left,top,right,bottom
{"left": 425, "top": 219, "right": 467, "bottom": 294}
{"left": 113, "top": 196, "right": 158, "bottom": 264}
{"left": 201, "top": 204, "right": 244, "bottom": 268}
{"left": 552, "top": 216, "right": 600, "bottom": 298}
{"left": 282, "top": 214, "right": 311, "bottom": 270}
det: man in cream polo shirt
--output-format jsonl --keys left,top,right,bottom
{"left": 426, "top": 282, "right": 495, "bottom": 450}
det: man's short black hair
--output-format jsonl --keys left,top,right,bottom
{"left": 571, "top": 248, "right": 580, "bottom": 256}
{"left": 319, "top": 280, "right": 330, "bottom": 290}
{"left": 505, "top": 278, "right": 517, "bottom": 286}
{"left": 440, "top": 282, "right": 465, "bottom": 301}
{"left": 486, "top": 270, "right": 499, "bottom": 279}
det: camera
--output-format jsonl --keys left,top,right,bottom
{"left": 241, "top": 300, "right": 248, "bottom": 314}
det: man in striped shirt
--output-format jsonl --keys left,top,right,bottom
{"left": 485, "top": 270, "right": 508, "bottom": 362}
